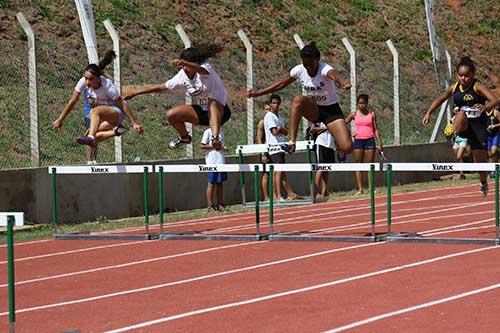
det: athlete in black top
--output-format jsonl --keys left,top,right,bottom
{"left": 422, "top": 57, "right": 499, "bottom": 196}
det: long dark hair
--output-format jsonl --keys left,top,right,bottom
{"left": 85, "top": 50, "right": 115, "bottom": 76}
{"left": 456, "top": 56, "right": 476, "bottom": 73}
{"left": 180, "top": 43, "right": 223, "bottom": 64}
{"left": 300, "top": 42, "right": 321, "bottom": 59}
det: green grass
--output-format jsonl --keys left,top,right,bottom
{"left": 0, "top": 173, "right": 483, "bottom": 244}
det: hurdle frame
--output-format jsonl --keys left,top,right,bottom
{"left": 267, "top": 163, "right": 386, "bottom": 243}
{"left": 50, "top": 165, "right": 157, "bottom": 240}
{"left": 236, "top": 140, "right": 316, "bottom": 207}
{"left": 157, "top": 163, "right": 268, "bottom": 241}
{"left": 384, "top": 163, "right": 500, "bottom": 245}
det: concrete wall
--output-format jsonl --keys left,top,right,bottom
{"left": 0, "top": 142, "right": 454, "bottom": 224}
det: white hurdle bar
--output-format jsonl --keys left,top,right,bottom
{"left": 383, "top": 163, "right": 500, "bottom": 172}
{"left": 236, "top": 140, "right": 314, "bottom": 155}
{"left": 49, "top": 165, "right": 154, "bottom": 240}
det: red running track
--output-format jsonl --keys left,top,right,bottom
{"left": 0, "top": 182, "right": 499, "bottom": 332}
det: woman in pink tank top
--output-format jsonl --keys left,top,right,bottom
{"left": 345, "top": 94, "right": 383, "bottom": 194}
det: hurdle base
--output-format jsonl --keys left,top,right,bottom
{"left": 243, "top": 197, "right": 314, "bottom": 208}
{"left": 159, "top": 231, "right": 268, "bottom": 241}
{"left": 54, "top": 232, "right": 159, "bottom": 241}
{"left": 387, "top": 233, "right": 500, "bottom": 245}
{"left": 268, "top": 232, "right": 386, "bottom": 243}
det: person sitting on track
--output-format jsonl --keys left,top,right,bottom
{"left": 246, "top": 41, "right": 353, "bottom": 156}
{"left": 123, "top": 43, "right": 231, "bottom": 150}
{"left": 53, "top": 50, "right": 144, "bottom": 150}
{"left": 422, "top": 56, "right": 499, "bottom": 196}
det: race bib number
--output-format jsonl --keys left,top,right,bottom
{"left": 197, "top": 98, "right": 209, "bottom": 110}
{"left": 461, "top": 106, "right": 481, "bottom": 118}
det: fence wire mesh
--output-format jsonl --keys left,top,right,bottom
{"left": 2, "top": 21, "right": 451, "bottom": 171}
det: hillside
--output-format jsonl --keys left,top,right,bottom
{"left": 0, "top": 0, "right": 498, "bottom": 168}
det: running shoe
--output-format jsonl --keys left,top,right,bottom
{"left": 480, "top": 183, "right": 489, "bottom": 197}
{"left": 114, "top": 124, "right": 127, "bottom": 135}
{"left": 76, "top": 136, "right": 97, "bottom": 147}
{"left": 168, "top": 134, "right": 192, "bottom": 149}
{"left": 207, "top": 204, "right": 218, "bottom": 213}
{"left": 489, "top": 171, "right": 497, "bottom": 179}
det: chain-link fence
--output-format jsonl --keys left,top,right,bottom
{"left": 0, "top": 39, "right": 30, "bottom": 169}
{"left": 2, "top": 17, "right": 452, "bottom": 171}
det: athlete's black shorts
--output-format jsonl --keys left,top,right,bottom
{"left": 193, "top": 104, "right": 231, "bottom": 126}
{"left": 314, "top": 103, "right": 345, "bottom": 125}
{"left": 316, "top": 145, "right": 336, "bottom": 163}
{"left": 460, "top": 113, "right": 488, "bottom": 151}
{"left": 269, "top": 152, "right": 285, "bottom": 164}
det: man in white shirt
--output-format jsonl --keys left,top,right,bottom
{"left": 264, "top": 94, "right": 296, "bottom": 201}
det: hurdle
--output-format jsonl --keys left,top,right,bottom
{"left": 236, "top": 140, "right": 315, "bottom": 207}
{"left": 266, "top": 163, "right": 385, "bottom": 242}
{"left": 50, "top": 165, "right": 157, "bottom": 240}
{"left": 384, "top": 163, "right": 500, "bottom": 245}
{"left": 156, "top": 163, "right": 268, "bottom": 241}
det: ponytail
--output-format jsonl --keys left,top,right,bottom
{"left": 179, "top": 43, "right": 223, "bottom": 64}
{"left": 85, "top": 50, "right": 116, "bottom": 76}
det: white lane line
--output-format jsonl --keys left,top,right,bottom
{"left": 312, "top": 206, "right": 492, "bottom": 235}
{"left": 104, "top": 245, "right": 500, "bottom": 333}
{"left": 2, "top": 201, "right": 491, "bottom": 286}
{"left": 0, "top": 243, "right": 377, "bottom": 317}
{"left": 0, "top": 242, "right": 258, "bottom": 288}
{"left": 112, "top": 183, "right": 480, "bottom": 234}
{"left": 324, "top": 282, "right": 500, "bottom": 332}
{"left": 0, "top": 239, "right": 52, "bottom": 248}
{"left": 0, "top": 241, "right": 149, "bottom": 265}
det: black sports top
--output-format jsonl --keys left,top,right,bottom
{"left": 453, "top": 79, "right": 487, "bottom": 108}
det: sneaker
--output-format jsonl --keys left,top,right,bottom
{"left": 114, "top": 124, "right": 127, "bottom": 135}
{"left": 489, "top": 171, "right": 496, "bottom": 179}
{"left": 168, "top": 135, "right": 192, "bottom": 149}
{"left": 76, "top": 136, "right": 97, "bottom": 147}
{"left": 280, "top": 142, "right": 296, "bottom": 154}
{"left": 217, "top": 203, "right": 226, "bottom": 211}
{"left": 207, "top": 204, "right": 218, "bottom": 213}
{"left": 480, "top": 183, "right": 488, "bottom": 197}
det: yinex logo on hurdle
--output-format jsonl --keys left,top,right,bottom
{"left": 312, "top": 165, "right": 333, "bottom": 171}
{"left": 199, "top": 165, "right": 218, "bottom": 172}
{"left": 90, "top": 166, "right": 110, "bottom": 173}
{"left": 267, "top": 144, "right": 282, "bottom": 153}
{"left": 432, "top": 164, "right": 453, "bottom": 171}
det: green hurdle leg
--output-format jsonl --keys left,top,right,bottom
{"left": 496, "top": 164, "right": 499, "bottom": 241}
{"left": 239, "top": 150, "right": 246, "bottom": 205}
{"left": 143, "top": 167, "right": 150, "bottom": 236}
{"left": 7, "top": 215, "right": 16, "bottom": 333}
{"left": 307, "top": 145, "right": 314, "bottom": 201}
{"left": 51, "top": 168, "right": 59, "bottom": 234}
{"left": 370, "top": 164, "right": 375, "bottom": 238}
{"left": 386, "top": 164, "right": 392, "bottom": 235}
{"left": 269, "top": 165, "right": 274, "bottom": 235}
{"left": 253, "top": 165, "right": 260, "bottom": 237}
{"left": 159, "top": 166, "right": 164, "bottom": 235}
